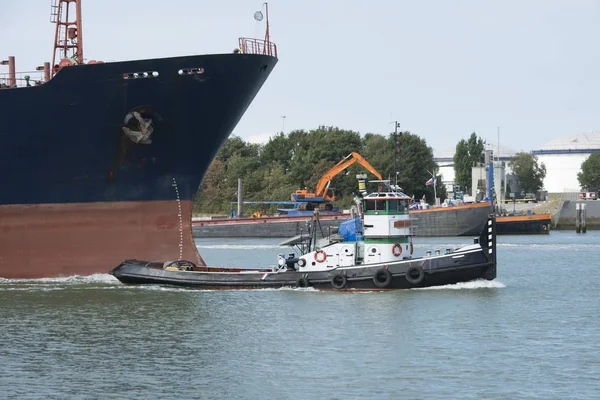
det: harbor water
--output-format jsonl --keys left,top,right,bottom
{"left": 1, "top": 232, "right": 599, "bottom": 399}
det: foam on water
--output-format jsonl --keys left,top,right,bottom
{"left": 0, "top": 273, "right": 119, "bottom": 285}
{"left": 414, "top": 279, "right": 505, "bottom": 290}
{"left": 0, "top": 286, "right": 66, "bottom": 292}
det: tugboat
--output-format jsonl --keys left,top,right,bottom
{"left": 110, "top": 180, "right": 497, "bottom": 290}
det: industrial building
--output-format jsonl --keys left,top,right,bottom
{"left": 532, "top": 132, "right": 600, "bottom": 193}
{"left": 434, "top": 143, "right": 514, "bottom": 198}
{"left": 436, "top": 132, "right": 600, "bottom": 196}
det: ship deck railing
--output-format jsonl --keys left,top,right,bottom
{"left": 0, "top": 70, "right": 47, "bottom": 89}
{"left": 238, "top": 38, "right": 278, "bottom": 58}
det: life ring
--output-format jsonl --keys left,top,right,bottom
{"left": 410, "top": 242, "right": 414, "bottom": 255}
{"left": 296, "top": 277, "right": 310, "bottom": 288}
{"left": 405, "top": 265, "right": 424, "bottom": 285}
{"left": 543, "top": 224, "right": 547, "bottom": 231}
{"left": 373, "top": 268, "right": 392, "bottom": 288}
{"left": 331, "top": 273, "right": 347, "bottom": 290}
{"left": 392, "top": 243, "right": 402, "bottom": 257}
{"left": 314, "top": 249, "right": 327, "bottom": 263}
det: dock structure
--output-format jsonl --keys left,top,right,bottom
{"left": 576, "top": 202, "right": 587, "bottom": 233}
{"left": 555, "top": 199, "right": 599, "bottom": 230}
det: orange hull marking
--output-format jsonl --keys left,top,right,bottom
{"left": 497, "top": 214, "right": 552, "bottom": 223}
{"left": 409, "top": 202, "right": 492, "bottom": 213}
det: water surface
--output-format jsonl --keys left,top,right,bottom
{"left": 1, "top": 232, "right": 599, "bottom": 399}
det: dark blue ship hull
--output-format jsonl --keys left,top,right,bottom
{"left": 0, "top": 53, "right": 277, "bottom": 278}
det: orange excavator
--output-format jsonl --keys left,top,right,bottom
{"left": 291, "top": 152, "right": 382, "bottom": 205}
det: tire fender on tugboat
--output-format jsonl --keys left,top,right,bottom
{"left": 331, "top": 273, "right": 347, "bottom": 290}
{"left": 373, "top": 268, "right": 392, "bottom": 288}
{"left": 405, "top": 265, "right": 424, "bottom": 285}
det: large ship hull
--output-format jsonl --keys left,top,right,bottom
{"left": 190, "top": 202, "right": 493, "bottom": 238}
{"left": 496, "top": 214, "right": 552, "bottom": 235}
{"left": 0, "top": 53, "right": 277, "bottom": 278}
{"left": 409, "top": 202, "right": 492, "bottom": 237}
{"left": 192, "top": 214, "right": 346, "bottom": 238}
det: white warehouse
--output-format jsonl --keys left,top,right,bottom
{"left": 532, "top": 132, "right": 600, "bottom": 193}
{"left": 434, "top": 143, "right": 515, "bottom": 195}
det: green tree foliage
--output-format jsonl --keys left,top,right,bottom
{"left": 577, "top": 153, "right": 600, "bottom": 189}
{"left": 453, "top": 132, "right": 484, "bottom": 195}
{"left": 508, "top": 152, "right": 547, "bottom": 193}
{"left": 194, "top": 126, "right": 444, "bottom": 215}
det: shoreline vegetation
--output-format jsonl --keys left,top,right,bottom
{"left": 193, "top": 126, "right": 446, "bottom": 216}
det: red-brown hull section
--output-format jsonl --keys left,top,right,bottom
{"left": 0, "top": 201, "right": 204, "bottom": 279}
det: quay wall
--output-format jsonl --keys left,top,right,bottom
{"left": 555, "top": 200, "right": 600, "bottom": 230}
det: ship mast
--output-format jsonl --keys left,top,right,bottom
{"left": 263, "top": 2, "right": 270, "bottom": 45}
{"left": 50, "top": 0, "right": 84, "bottom": 75}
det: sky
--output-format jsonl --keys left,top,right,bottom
{"left": 3, "top": 0, "right": 600, "bottom": 156}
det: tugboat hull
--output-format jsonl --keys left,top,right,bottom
{"left": 111, "top": 216, "right": 497, "bottom": 291}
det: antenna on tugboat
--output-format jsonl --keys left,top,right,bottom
{"left": 392, "top": 121, "right": 401, "bottom": 191}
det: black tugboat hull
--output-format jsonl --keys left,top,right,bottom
{"left": 111, "top": 215, "right": 497, "bottom": 291}
{"left": 111, "top": 256, "right": 495, "bottom": 291}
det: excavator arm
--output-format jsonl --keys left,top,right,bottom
{"left": 291, "top": 152, "right": 382, "bottom": 202}
{"left": 314, "top": 152, "right": 382, "bottom": 200}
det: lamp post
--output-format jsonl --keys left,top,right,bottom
{"left": 281, "top": 115, "right": 286, "bottom": 133}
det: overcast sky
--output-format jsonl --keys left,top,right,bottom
{"left": 3, "top": 0, "right": 599, "bottom": 156}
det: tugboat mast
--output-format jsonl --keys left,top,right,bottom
{"left": 393, "top": 121, "right": 401, "bottom": 191}
{"left": 50, "top": 0, "right": 84, "bottom": 75}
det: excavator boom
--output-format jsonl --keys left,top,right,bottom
{"left": 291, "top": 152, "right": 382, "bottom": 202}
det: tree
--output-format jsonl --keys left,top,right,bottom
{"left": 215, "top": 135, "right": 259, "bottom": 165}
{"left": 577, "top": 153, "right": 600, "bottom": 189}
{"left": 195, "top": 127, "right": 448, "bottom": 214}
{"left": 508, "top": 152, "right": 546, "bottom": 193}
{"left": 453, "top": 132, "right": 484, "bottom": 195}
{"left": 259, "top": 132, "right": 293, "bottom": 171}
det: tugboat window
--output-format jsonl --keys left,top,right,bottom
{"left": 398, "top": 200, "right": 408, "bottom": 212}
{"left": 375, "top": 200, "right": 386, "bottom": 211}
{"left": 388, "top": 200, "right": 397, "bottom": 211}
{"left": 365, "top": 200, "right": 376, "bottom": 211}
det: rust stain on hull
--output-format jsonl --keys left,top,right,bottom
{"left": 0, "top": 200, "right": 204, "bottom": 279}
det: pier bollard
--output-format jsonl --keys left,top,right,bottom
{"left": 582, "top": 203, "right": 587, "bottom": 234}
{"left": 576, "top": 203, "right": 581, "bottom": 233}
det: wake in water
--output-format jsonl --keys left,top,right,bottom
{"left": 0, "top": 273, "right": 119, "bottom": 285}
{"left": 414, "top": 279, "right": 505, "bottom": 290}
{"left": 1, "top": 273, "right": 503, "bottom": 293}
{"left": 0, "top": 274, "right": 124, "bottom": 292}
